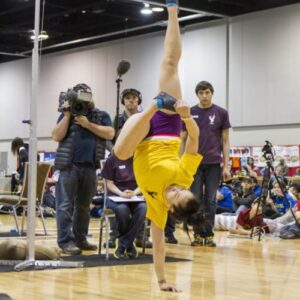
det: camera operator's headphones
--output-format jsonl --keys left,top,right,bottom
{"left": 121, "top": 88, "right": 142, "bottom": 105}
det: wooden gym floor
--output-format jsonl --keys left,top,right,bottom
{"left": 0, "top": 215, "right": 299, "bottom": 300}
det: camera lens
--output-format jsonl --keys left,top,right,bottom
{"left": 71, "top": 100, "right": 89, "bottom": 115}
{"left": 74, "top": 102, "right": 83, "bottom": 111}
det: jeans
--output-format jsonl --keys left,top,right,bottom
{"left": 191, "top": 163, "right": 221, "bottom": 238}
{"left": 165, "top": 213, "right": 176, "bottom": 237}
{"left": 108, "top": 216, "right": 149, "bottom": 241}
{"left": 107, "top": 199, "right": 146, "bottom": 248}
{"left": 56, "top": 164, "right": 96, "bottom": 248}
{"left": 43, "top": 191, "right": 56, "bottom": 209}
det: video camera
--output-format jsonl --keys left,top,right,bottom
{"left": 58, "top": 83, "right": 92, "bottom": 116}
{"left": 262, "top": 140, "right": 275, "bottom": 162}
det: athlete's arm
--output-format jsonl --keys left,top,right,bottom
{"left": 175, "top": 101, "right": 199, "bottom": 155}
{"left": 151, "top": 222, "right": 181, "bottom": 292}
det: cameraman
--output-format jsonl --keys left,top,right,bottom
{"left": 52, "top": 83, "right": 114, "bottom": 255}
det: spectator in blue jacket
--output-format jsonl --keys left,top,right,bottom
{"left": 264, "top": 180, "right": 296, "bottom": 219}
{"left": 216, "top": 183, "right": 234, "bottom": 213}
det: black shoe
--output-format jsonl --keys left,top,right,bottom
{"left": 165, "top": 234, "right": 178, "bottom": 244}
{"left": 191, "top": 234, "right": 205, "bottom": 247}
{"left": 103, "top": 238, "right": 116, "bottom": 249}
{"left": 135, "top": 239, "right": 153, "bottom": 248}
{"left": 114, "top": 243, "right": 127, "bottom": 260}
{"left": 61, "top": 244, "right": 82, "bottom": 255}
{"left": 76, "top": 240, "right": 97, "bottom": 251}
{"left": 126, "top": 244, "right": 138, "bottom": 259}
{"left": 205, "top": 236, "right": 217, "bottom": 247}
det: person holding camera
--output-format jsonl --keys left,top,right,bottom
{"left": 52, "top": 83, "right": 114, "bottom": 255}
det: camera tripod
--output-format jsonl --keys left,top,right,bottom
{"left": 250, "top": 141, "right": 298, "bottom": 241}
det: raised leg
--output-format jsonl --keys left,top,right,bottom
{"left": 113, "top": 104, "right": 157, "bottom": 160}
{"left": 159, "top": 5, "right": 182, "bottom": 101}
{"left": 114, "top": 5, "right": 182, "bottom": 160}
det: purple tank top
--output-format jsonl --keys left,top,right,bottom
{"left": 147, "top": 111, "right": 182, "bottom": 137}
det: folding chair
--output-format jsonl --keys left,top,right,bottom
{"left": 0, "top": 162, "right": 51, "bottom": 235}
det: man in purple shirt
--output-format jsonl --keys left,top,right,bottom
{"left": 181, "top": 81, "right": 231, "bottom": 247}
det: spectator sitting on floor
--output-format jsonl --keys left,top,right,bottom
{"left": 229, "top": 200, "right": 269, "bottom": 236}
{"left": 216, "top": 181, "right": 234, "bottom": 214}
{"left": 40, "top": 172, "right": 58, "bottom": 217}
{"left": 264, "top": 180, "right": 296, "bottom": 219}
{"left": 272, "top": 165, "right": 288, "bottom": 184}
{"left": 233, "top": 177, "right": 257, "bottom": 214}
{"left": 251, "top": 176, "right": 262, "bottom": 198}
{"left": 287, "top": 183, "right": 300, "bottom": 204}
{"left": 278, "top": 182, "right": 300, "bottom": 239}
{"left": 243, "top": 157, "right": 259, "bottom": 177}
{"left": 41, "top": 185, "right": 56, "bottom": 217}
{"left": 90, "top": 176, "right": 104, "bottom": 218}
{"left": 277, "top": 158, "right": 289, "bottom": 176}
{"left": 101, "top": 154, "right": 149, "bottom": 259}
{"left": 215, "top": 184, "right": 300, "bottom": 235}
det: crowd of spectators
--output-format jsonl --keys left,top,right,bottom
{"left": 215, "top": 157, "right": 300, "bottom": 239}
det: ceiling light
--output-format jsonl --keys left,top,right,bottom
{"left": 81, "top": 10, "right": 87, "bottom": 14}
{"left": 141, "top": 8, "right": 152, "bottom": 14}
{"left": 141, "top": 3, "right": 152, "bottom": 15}
{"left": 30, "top": 31, "right": 49, "bottom": 41}
{"left": 152, "top": 7, "right": 164, "bottom": 12}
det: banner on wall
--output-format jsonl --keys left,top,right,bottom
{"left": 229, "top": 147, "right": 251, "bottom": 158}
{"left": 252, "top": 146, "right": 300, "bottom": 167}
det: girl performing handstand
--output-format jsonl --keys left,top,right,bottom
{"left": 114, "top": 0, "right": 202, "bottom": 292}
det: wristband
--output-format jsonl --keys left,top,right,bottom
{"left": 181, "top": 116, "right": 193, "bottom": 121}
